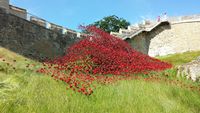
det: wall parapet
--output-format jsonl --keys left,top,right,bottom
{"left": 168, "top": 14, "right": 200, "bottom": 23}
{"left": 25, "top": 12, "right": 82, "bottom": 38}
{"left": 9, "top": 5, "right": 27, "bottom": 19}
{"left": 171, "top": 19, "right": 200, "bottom": 25}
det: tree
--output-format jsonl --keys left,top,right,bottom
{"left": 88, "top": 15, "right": 130, "bottom": 33}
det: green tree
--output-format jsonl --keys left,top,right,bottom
{"left": 88, "top": 15, "right": 130, "bottom": 33}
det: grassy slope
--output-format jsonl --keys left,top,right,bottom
{"left": 0, "top": 48, "right": 200, "bottom": 113}
{"left": 158, "top": 51, "right": 200, "bottom": 66}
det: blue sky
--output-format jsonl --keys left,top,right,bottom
{"left": 11, "top": 0, "right": 200, "bottom": 31}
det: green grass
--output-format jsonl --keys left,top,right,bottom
{"left": 158, "top": 51, "right": 200, "bottom": 66}
{"left": 1, "top": 47, "right": 200, "bottom": 113}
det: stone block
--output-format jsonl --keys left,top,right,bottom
{"left": 177, "top": 56, "right": 200, "bottom": 82}
{"left": 9, "top": 5, "right": 27, "bottom": 19}
{"left": 30, "top": 16, "right": 46, "bottom": 27}
{"left": 50, "top": 23, "right": 63, "bottom": 34}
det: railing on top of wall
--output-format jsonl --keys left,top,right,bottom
{"left": 131, "top": 14, "right": 200, "bottom": 30}
{"left": 143, "top": 14, "right": 200, "bottom": 27}
{"left": 26, "top": 12, "right": 82, "bottom": 38}
{"left": 168, "top": 14, "right": 200, "bottom": 23}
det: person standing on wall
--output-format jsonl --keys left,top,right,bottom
{"left": 157, "top": 16, "right": 161, "bottom": 22}
{"left": 162, "top": 12, "right": 168, "bottom": 21}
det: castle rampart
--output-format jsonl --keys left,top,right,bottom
{"left": 148, "top": 21, "right": 200, "bottom": 56}
{"left": 125, "top": 20, "right": 200, "bottom": 57}
{"left": 112, "top": 14, "right": 200, "bottom": 57}
{"left": 0, "top": 8, "right": 81, "bottom": 60}
{"left": 0, "top": 0, "right": 81, "bottom": 38}
{"left": 1, "top": 0, "right": 200, "bottom": 58}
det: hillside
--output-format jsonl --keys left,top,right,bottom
{"left": 0, "top": 47, "right": 200, "bottom": 113}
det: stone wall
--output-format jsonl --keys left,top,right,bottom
{"left": 9, "top": 5, "right": 27, "bottom": 19}
{"left": 0, "top": 0, "right": 27, "bottom": 19}
{"left": 0, "top": 0, "right": 9, "bottom": 11}
{"left": 128, "top": 21, "right": 200, "bottom": 57}
{"left": 126, "top": 32, "right": 149, "bottom": 54}
{"left": 148, "top": 21, "right": 200, "bottom": 56}
{"left": 0, "top": 8, "right": 80, "bottom": 60}
{"left": 127, "top": 22, "right": 170, "bottom": 55}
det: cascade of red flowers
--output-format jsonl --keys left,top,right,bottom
{"left": 37, "top": 26, "right": 172, "bottom": 95}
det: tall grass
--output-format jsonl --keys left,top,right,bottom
{"left": 1, "top": 74, "right": 200, "bottom": 113}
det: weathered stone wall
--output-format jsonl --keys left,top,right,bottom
{"left": 126, "top": 32, "right": 149, "bottom": 54}
{"left": 148, "top": 22, "right": 200, "bottom": 56}
{"left": 0, "top": 0, "right": 27, "bottom": 19}
{"left": 128, "top": 21, "right": 200, "bottom": 57}
{"left": 128, "top": 22, "right": 170, "bottom": 55}
{"left": 0, "top": 0, "right": 9, "bottom": 11}
{"left": 0, "top": 8, "right": 80, "bottom": 60}
{"left": 9, "top": 5, "right": 27, "bottom": 19}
